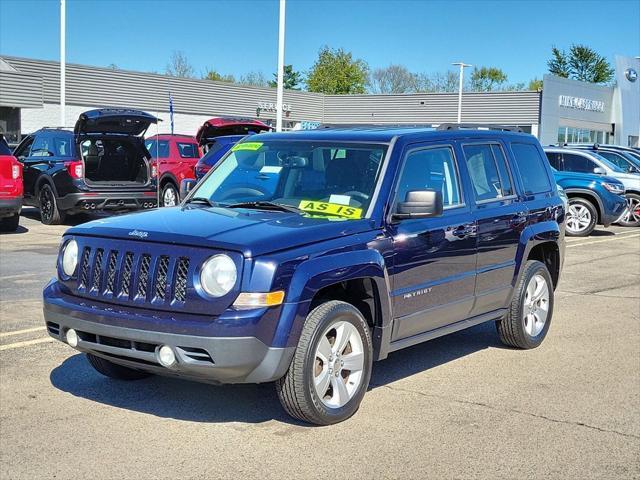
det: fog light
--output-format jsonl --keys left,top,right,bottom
{"left": 66, "top": 328, "right": 78, "bottom": 348}
{"left": 157, "top": 345, "right": 176, "bottom": 367}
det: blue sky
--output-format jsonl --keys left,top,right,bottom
{"left": 1, "top": 0, "right": 638, "bottom": 85}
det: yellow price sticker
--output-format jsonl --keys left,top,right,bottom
{"left": 231, "top": 142, "right": 263, "bottom": 152}
{"left": 298, "top": 200, "right": 362, "bottom": 219}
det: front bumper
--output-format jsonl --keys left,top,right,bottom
{"left": 0, "top": 197, "right": 22, "bottom": 218}
{"left": 58, "top": 192, "right": 158, "bottom": 213}
{"left": 44, "top": 298, "right": 295, "bottom": 385}
{"left": 602, "top": 197, "right": 628, "bottom": 227}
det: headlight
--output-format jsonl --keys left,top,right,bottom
{"left": 200, "top": 254, "right": 237, "bottom": 297}
{"left": 601, "top": 182, "right": 625, "bottom": 195}
{"left": 61, "top": 240, "right": 79, "bottom": 277}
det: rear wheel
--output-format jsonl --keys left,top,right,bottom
{"left": 161, "top": 182, "right": 179, "bottom": 207}
{"left": 276, "top": 300, "right": 373, "bottom": 425}
{"left": 496, "top": 260, "right": 553, "bottom": 349}
{"left": 86, "top": 353, "right": 152, "bottom": 380}
{"left": 617, "top": 193, "right": 640, "bottom": 227}
{"left": 566, "top": 198, "right": 597, "bottom": 236}
{"left": 38, "top": 184, "right": 65, "bottom": 225}
{"left": 0, "top": 213, "right": 19, "bottom": 232}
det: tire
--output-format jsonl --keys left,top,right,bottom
{"left": 276, "top": 300, "right": 373, "bottom": 425}
{"left": 38, "top": 184, "right": 65, "bottom": 225}
{"left": 566, "top": 197, "right": 597, "bottom": 237}
{"left": 86, "top": 353, "right": 152, "bottom": 380}
{"left": 496, "top": 260, "right": 554, "bottom": 349}
{"left": 161, "top": 182, "right": 179, "bottom": 207}
{"left": 617, "top": 192, "right": 640, "bottom": 227}
{"left": 0, "top": 213, "right": 19, "bottom": 232}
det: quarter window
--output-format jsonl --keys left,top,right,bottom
{"left": 462, "top": 144, "right": 513, "bottom": 201}
{"left": 511, "top": 143, "right": 552, "bottom": 194}
{"left": 177, "top": 142, "right": 199, "bottom": 158}
{"left": 396, "top": 146, "right": 461, "bottom": 207}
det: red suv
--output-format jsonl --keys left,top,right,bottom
{"left": 145, "top": 134, "right": 201, "bottom": 206}
{"left": 0, "top": 134, "right": 23, "bottom": 232}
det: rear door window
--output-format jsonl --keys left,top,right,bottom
{"left": 462, "top": 143, "right": 513, "bottom": 201}
{"left": 510, "top": 143, "right": 552, "bottom": 194}
{"left": 562, "top": 153, "right": 596, "bottom": 174}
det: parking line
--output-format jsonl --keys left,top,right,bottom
{"left": 566, "top": 230, "right": 640, "bottom": 243}
{"left": 0, "top": 337, "right": 53, "bottom": 351}
{"left": 567, "top": 233, "right": 640, "bottom": 248}
{"left": 0, "top": 326, "right": 47, "bottom": 338}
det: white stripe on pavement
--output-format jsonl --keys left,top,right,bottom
{"left": 0, "top": 337, "right": 53, "bottom": 351}
{"left": 567, "top": 233, "right": 640, "bottom": 248}
{"left": 0, "top": 326, "right": 47, "bottom": 338}
{"left": 566, "top": 230, "right": 640, "bottom": 242}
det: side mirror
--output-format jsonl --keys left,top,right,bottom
{"left": 593, "top": 167, "right": 606, "bottom": 175}
{"left": 393, "top": 190, "right": 443, "bottom": 220}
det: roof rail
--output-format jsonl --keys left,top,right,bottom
{"left": 436, "top": 123, "right": 524, "bottom": 133}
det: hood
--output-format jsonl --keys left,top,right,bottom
{"left": 74, "top": 108, "right": 159, "bottom": 137}
{"left": 66, "top": 206, "right": 374, "bottom": 257}
{"left": 196, "top": 117, "right": 271, "bottom": 146}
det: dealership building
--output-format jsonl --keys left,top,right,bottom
{"left": 0, "top": 54, "right": 638, "bottom": 147}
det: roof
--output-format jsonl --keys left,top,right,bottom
{"left": 251, "top": 126, "right": 533, "bottom": 143}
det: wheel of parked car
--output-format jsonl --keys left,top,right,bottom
{"left": 86, "top": 353, "right": 152, "bottom": 380}
{"left": 276, "top": 300, "right": 373, "bottom": 425}
{"left": 617, "top": 193, "right": 640, "bottom": 227}
{"left": 0, "top": 213, "right": 20, "bottom": 232}
{"left": 496, "top": 260, "right": 554, "bottom": 349}
{"left": 161, "top": 182, "right": 179, "bottom": 207}
{"left": 566, "top": 198, "right": 597, "bottom": 237}
{"left": 38, "top": 184, "right": 65, "bottom": 225}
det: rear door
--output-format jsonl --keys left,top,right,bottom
{"left": 461, "top": 140, "right": 527, "bottom": 316}
{"left": 388, "top": 142, "right": 477, "bottom": 341}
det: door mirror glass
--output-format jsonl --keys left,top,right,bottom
{"left": 394, "top": 190, "right": 443, "bottom": 219}
{"left": 593, "top": 167, "right": 606, "bottom": 175}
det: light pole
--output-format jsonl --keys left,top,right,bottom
{"left": 60, "top": 0, "right": 66, "bottom": 127}
{"left": 275, "top": 0, "right": 286, "bottom": 132}
{"left": 452, "top": 62, "right": 472, "bottom": 124}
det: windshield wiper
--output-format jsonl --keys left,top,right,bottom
{"left": 184, "top": 197, "right": 216, "bottom": 207}
{"left": 225, "top": 201, "right": 302, "bottom": 214}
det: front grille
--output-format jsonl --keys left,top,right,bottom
{"left": 76, "top": 246, "right": 192, "bottom": 306}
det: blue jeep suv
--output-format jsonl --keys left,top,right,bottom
{"left": 43, "top": 125, "right": 565, "bottom": 425}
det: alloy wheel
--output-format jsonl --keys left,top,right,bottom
{"left": 163, "top": 186, "right": 178, "bottom": 207}
{"left": 313, "top": 320, "right": 365, "bottom": 408}
{"left": 567, "top": 203, "right": 591, "bottom": 234}
{"left": 619, "top": 196, "right": 640, "bottom": 226}
{"left": 523, "top": 274, "right": 549, "bottom": 337}
{"left": 40, "top": 187, "right": 54, "bottom": 222}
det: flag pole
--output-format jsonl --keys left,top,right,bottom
{"left": 275, "top": 0, "right": 286, "bottom": 132}
{"left": 60, "top": 0, "right": 66, "bottom": 127}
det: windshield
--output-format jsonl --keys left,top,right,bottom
{"left": 590, "top": 152, "right": 625, "bottom": 173}
{"left": 189, "top": 139, "right": 388, "bottom": 219}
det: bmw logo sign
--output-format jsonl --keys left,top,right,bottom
{"left": 625, "top": 68, "right": 638, "bottom": 83}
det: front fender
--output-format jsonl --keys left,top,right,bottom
{"left": 273, "top": 249, "right": 393, "bottom": 351}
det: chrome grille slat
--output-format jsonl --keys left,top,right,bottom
{"left": 137, "top": 254, "right": 151, "bottom": 299}
{"left": 91, "top": 249, "right": 104, "bottom": 292}
{"left": 79, "top": 247, "right": 91, "bottom": 288}
{"left": 154, "top": 256, "right": 169, "bottom": 300}
{"left": 120, "top": 252, "right": 134, "bottom": 297}
{"left": 174, "top": 258, "right": 190, "bottom": 303}
{"left": 105, "top": 251, "right": 118, "bottom": 294}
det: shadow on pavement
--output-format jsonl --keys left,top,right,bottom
{"left": 1, "top": 224, "right": 29, "bottom": 235}
{"left": 20, "top": 208, "right": 94, "bottom": 227}
{"left": 588, "top": 229, "right": 616, "bottom": 237}
{"left": 50, "top": 322, "right": 501, "bottom": 425}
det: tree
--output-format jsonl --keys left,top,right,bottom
{"left": 469, "top": 66, "right": 508, "bottom": 91}
{"left": 239, "top": 71, "right": 269, "bottom": 87}
{"left": 528, "top": 78, "right": 543, "bottom": 91}
{"left": 268, "top": 65, "right": 302, "bottom": 90}
{"left": 414, "top": 71, "right": 459, "bottom": 93}
{"left": 107, "top": 63, "right": 118, "bottom": 70}
{"left": 306, "top": 46, "right": 369, "bottom": 94}
{"left": 369, "top": 65, "right": 418, "bottom": 94}
{"left": 165, "top": 51, "right": 195, "bottom": 78}
{"left": 203, "top": 69, "right": 235, "bottom": 83}
{"left": 547, "top": 44, "right": 614, "bottom": 84}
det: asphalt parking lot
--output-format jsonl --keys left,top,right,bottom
{"left": 1, "top": 208, "right": 639, "bottom": 479}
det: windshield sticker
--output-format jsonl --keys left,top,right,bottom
{"left": 231, "top": 142, "right": 263, "bottom": 152}
{"left": 260, "top": 165, "right": 282, "bottom": 174}
{"left": 298, "top": 200, "right": 362, "bottom": 219}
{"left": 328, "top": 194, "right": 351, "bottom": 205}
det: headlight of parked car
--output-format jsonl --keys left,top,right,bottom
{"left": 601, "top": 182, "right": 625, "bottom": 195}
{"left": 200, "top": 254, "right": 237, "bottom": 297}
{"left": 61, "top": 239, "right": 79, "bottom": 277}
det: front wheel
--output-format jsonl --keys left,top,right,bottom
{"left": 566, "top": 198, "right": 597, "bottom": 236}
{"left": 276, "top": 300, "right": 373, "bottom": 425}
{"left": 161, "top": 182, "right": 179, "bottom": 207}
{"left": 496, "top": 260, "right": 554, "bottom": 349}
{"left": 617, "top": 193, "right": 640, "bottom": 227}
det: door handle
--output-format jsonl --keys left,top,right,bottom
{"left": 453, "top": 223, "right": 476, "bottom": 238}
{"left": 510, "top": 211, "right": 528, "bottom": 226}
